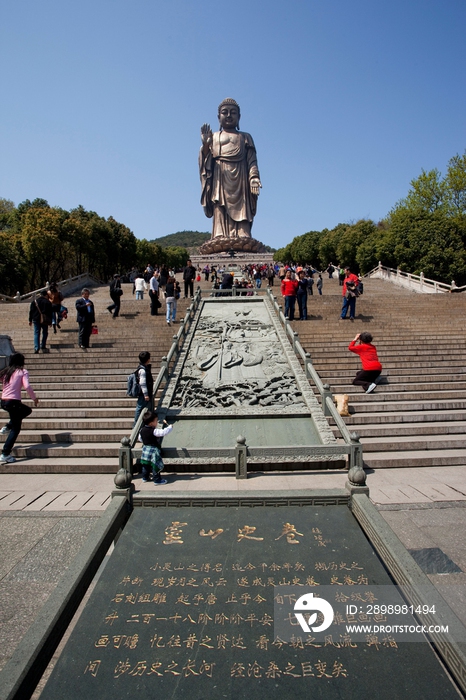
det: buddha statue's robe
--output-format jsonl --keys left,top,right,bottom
{"left": 200, "top": 130, "right": 260, "bottom": 239}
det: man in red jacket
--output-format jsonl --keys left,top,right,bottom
{"left": 281, "top": 269, "right": 299, "bottom": 321}
{"left": 348, "top": 332, "right": 382, "bottom": 393}
{"left": 340, "top": 266, "right": 360, "bottom": 321}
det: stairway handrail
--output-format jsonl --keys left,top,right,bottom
{"left": 365, "top": 263, "right": 463, "bottom": 293}
{"left": 266, "top": 289, "right": 362, "bottom": 469}
{"left": 125, "top": 288, "right": 203, "bottom": 451}
{"left": 0, "top": 272, "right": 106, "bottom": 303}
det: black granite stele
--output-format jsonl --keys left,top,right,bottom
{"left": 40, "top": 506, "right": 460, "bottom": 700}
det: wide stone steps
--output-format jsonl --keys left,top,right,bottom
{"left": 7, "top": 442, "right": 119, "bottom": 458}
{"left": 20, "top": 390, "right": 133, "bottom": 399}
{"left": 2, "top": 275, "right": 466, "bottom": 474}
{"left": 0, "top": 457, "right": 121, "bottom": 474}
{"left": 333, "top": 409, "right": 466, "bottom": 425}
{"left": 364, "top": 449, "right": 466, "bottom": 469}
{"left": 328, "top": 381, "right": 466, "bottom": 394}
{"left": 345, "top": 398, "right": 466, "bottom": 412}
{"left": 0, "top": 279, "right": 195, "bottom": 474}
{"left": 361, "top": 434, "right": 466, "bottom": 452}
{"left": 326, "top": 371, "right": 465, "bottom": 383}
{"left": 288, "top": 276, "right": 466, "bottom": 470}
{"left": 331, "top": 421, "right": 466, "bottom": 438}
{"left": 13, "top": 398, "right": 135, "bottom": 409}
{"left": 0, "top": 429, "right": 128, "bottom": 443}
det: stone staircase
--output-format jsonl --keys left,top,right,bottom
{"left": 288, "top": 276, "right": 466, "bottom": 469}
{"left": 2, "top": 274, "right": 466, "bottom": 473}
{"left": 0, "top": 283, "right": 187, "bottom": 473}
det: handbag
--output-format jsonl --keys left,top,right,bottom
{"left": 91, "top": 325, "right": 99, "bottom": 335}
{"left": 345, "top": 282, "right": 359, "bottom": 299}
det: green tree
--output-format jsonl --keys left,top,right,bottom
{"left": 445, "top": 152, "right": 466, "bottom": 218}
{"left": 290, "top": 230, "right": 321, "bottom": 265}
{"left": 336, "top": 220, "right": 377, "bottom": 272}
{"left": 403, "top": 169, "right": 447, "bottom": 213}
{"left": 164, "top": 246, "right": 190, "bottom": 270}
{"left": 0, "top": 231, "right": 24, "bottom": 295}
{"left": 318, "top": 224, "right": 347, "bottom": 269}
{"left": 0, "top": 198, "right": 15, "bottom": 231}
{"left": 356, "top": 221, "right": 395, "bottom": 273}
{"left": 388, "top": 207, "right": 466, "bottom": 283}
{"left": 274, "top": 243, "right": 293, "bottom": 262}
{"left": 21, "top": 206, "right": 68, "bottom": 288}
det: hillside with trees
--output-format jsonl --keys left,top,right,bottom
{"left": 0, "top": 200, "right": 190, "bottom": 295}
{"left": 275, "top": 151, "right": 466, "bottom": 285}
{"left": 1, "top": 150, "right": 464, "bottom": 295}
{"left": 151, "top": 230, "right": 210, "bottom": 251}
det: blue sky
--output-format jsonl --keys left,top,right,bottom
{"left": 1, "top": 0, "right": 465, "bottom": 250}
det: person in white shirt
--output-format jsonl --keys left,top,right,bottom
{"left": 149, "top": 272, "right": 160, "bottom": 316}
{"left": 133, "top": 275, "right": 147, "bottom": 300}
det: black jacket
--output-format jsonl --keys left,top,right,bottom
{"left": 75, "top": 297, "right": 95, "bottom": 324}
{"left": 183, "top": 265, "right": 196, "bottom": 282}
{"left": 29, "top": 296, "right": 53, "bottom": 324}
{"left": 140, "top": 425, "right": 161, "bottom": 447}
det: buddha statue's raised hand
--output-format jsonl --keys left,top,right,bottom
{"left": 201, "top": 123, "right": 213, "bottom": 153}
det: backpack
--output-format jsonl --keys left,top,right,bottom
{"left": 126, "top": 368, "right": 141, "bottom": 397}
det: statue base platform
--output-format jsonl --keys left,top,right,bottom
{"left": 198, "top": 236, "right": 267, "bottom": 255}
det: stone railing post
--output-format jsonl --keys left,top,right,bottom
{"left": 118, "top": 437, "right": 133, "bottom": 477}
{"left": 322, "top": 384, "right": 332, "bottom": 417}
{"left": 235, "top": 435, "right": 248, "bottom": 479}
{"left": 161, "top": 356, "right": 169, "bottom": 381}
{"left": 348, "top": 432, "right": 363, "bottom": 471}
{"left": 304, "top": 352, "right": 312, "bottom": 379}
{"left": 346, "top": 432, "right": 368, "bottom": 495}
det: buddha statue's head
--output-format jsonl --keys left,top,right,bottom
{"left": 218, "top": 98, "right": 240, "bottom": 131}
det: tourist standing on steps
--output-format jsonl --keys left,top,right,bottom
{"left": 138, "top": 410, "right": 173, "bottom": 485}
{"left": 133, "top": 275, "right": 147, "bottom": 300}
{"left": 183, "top": 260, "right": 196, "bottom": 298}
{"left": 0, "top": 353, "right": 39, "bottom": 464}
{"left": 75, "top": 288, "right": 95, "bottom": 349}
{"left": 107, "top": 274, "right": 122, "bottom": 318}
{"left": 165, "top": 276, "right": 180, "bottom": 325}
{"left": 348, "top": 332, "right": 382, "bottom": 393}
{"left": 316, "top": 274, "right": 323, "bottom": 295}
{"left": 296, "top": 270, "right": 308, "bottom": 320}
{"left": 149, "top": 271, "right": 160, "bottom": 316}
{"left": 220, "top": 271, "right": 233, "bottom": 290}
{"left": 281, "top": 269, "right": 299, "bottom": 321}
{"left": 29, "top": 290, "right": 53, "bottom": 354}
{"left": 133, "top": 351, "right": 154, "bottom": 426}
{"left": 340, "top": 267, "right": 360, "bottom": 321}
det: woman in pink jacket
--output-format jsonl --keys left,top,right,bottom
{"left": 0, "top": 353, "right": 39, "bottom": 464}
